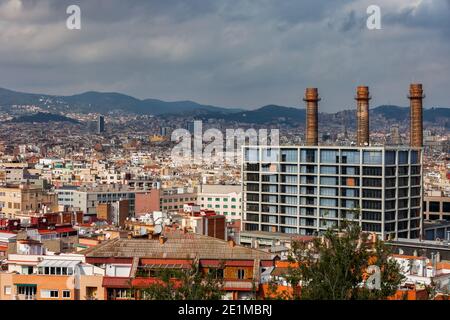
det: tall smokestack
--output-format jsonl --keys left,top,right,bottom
{"left": 304, "top": 88, "right": 320, "bottom": 146}
{"left": 409, "top": 83, "right": 424, "bottom": 148}
{"left": 355, "top": 86, "right": 370, "bottom": 146}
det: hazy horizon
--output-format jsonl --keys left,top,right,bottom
{"left": 2, "top": 84, "right": 450, "bottom": 112}
{"left": 0, "top": 0, "right": 449, "bottom": 112}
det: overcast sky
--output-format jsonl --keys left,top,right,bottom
{"left": 0, "top": 0, "right": 449, "bottom": 111}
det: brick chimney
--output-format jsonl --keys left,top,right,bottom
{"left": 304, "top": 88, "right": 320, "bottom": 146}
{"left": 409, "top": 83, "right": 424, "bottom": 148}
{"left": 355, "top": 86, "right": 370, "bottom": 146}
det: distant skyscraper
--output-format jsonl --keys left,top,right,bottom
{"left": 98, "top": 115, "right": 105, "bottom": 134}
{"left": 185, "top": 121, "right": 195, "bottom": 134}
{"left": 160, "top": 126, "right": 171, "bottom": 137}
{"left": 390, "top": 125, "right": 401, "bottom": 145}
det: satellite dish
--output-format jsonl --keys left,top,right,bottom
{"left": 42, "top": 218, "right": 47, "bottom": 223}
{"left": 13, "top": 221, "right": 18, "bottom": 226}
{"left": 154, "top": 224, "right": 162, "bottom": 235}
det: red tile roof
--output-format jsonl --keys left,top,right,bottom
{"left": 102, "top": 277, "right": 132, "bottom": 288}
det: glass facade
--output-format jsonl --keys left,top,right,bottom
{"left": 243, "top": 146, "right": 422, "bottom": 240}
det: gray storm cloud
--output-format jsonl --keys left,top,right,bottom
{"left": 0, "top": 0, "right": 449, "bottom": 111}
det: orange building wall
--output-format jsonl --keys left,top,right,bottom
{"left": 135, "top": 190, "right": 160, "bottom": 216}
{"left": 224, "top": 266, "right": 253, "bottom": 280}
{"left": 79, "top": 275, "right": 105, "bottom": 300}
{"left": 11, "top": 274, "right": 76, "bottom": 300}
{"left": 388, "top": 289, "right": 429, "bottom": 300}
{"left": 97, "top": 203, "right": 111, "bottom": 221}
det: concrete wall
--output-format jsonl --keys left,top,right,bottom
{"left": 79, "top": 275, "right": 105, "bottom": 300}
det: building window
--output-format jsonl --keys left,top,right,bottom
{"left": 385, "top": 151, "right": 396, "bottom": 165}
{"left": 429, "top": 202, "right": 440, "bottom": 212}
{"left": 363, "top": 151, "right": 382, "bottom": 164}
{"left": 320, "top": 198, "right": 337, "bottom": 207}
{"left": 62, "top": 290, "right": 71, "bottom": 298}
{"left": 300, "top": 149, "right": 317, "bottom": 163}
{"left": 362, "top": 211, "right": 381, "bottom": 221}
{"left": 398, "top": 151, "right": 409, "bottom": 164}
{"left": 237, "top": 269, "right": 245, "bottom": 280}
{"left": 21, "top": 266, "right": 34, "bottom": 275}
{"left": 341, "top": 150, "right": 360, "bottom": 164}
{"left": 209, "top": 268, "right": 224, "bottom": 279}
{"left": 320, "top": 166, "right": 338, "bottom": 174}
{"left": 262, "top": 148, "right": 279, "bottom": 162}
{"left": 362, "top": 223, "right": 381, "bottom": 232}
{"left": 320, "top": 187, "right": 338, "bottom": 196}
{"left": 4, "top": 286, "right": 11, "bottom": 295}
{"left": 320, "top": 177, "right": 338, "bottom": 186}
{"left": 320, "top": 150, "right": 339, "bottom": 163}
{"left": 41, "top": 290, "right": 59, "bottom": 298}
{"left": 411, "top": 151, "right": 419, "bottom": 164}
{"left": 443, "top": 202, "right": 450, "bottom": 213}
{"left": 281, "top": 149, "right": 298, "bottom": 162}
{"left": 245, "top": 223, "right": 259, "bottom": 231}
{"left": 363, "top": 167, "right": 382, "bottom": 176}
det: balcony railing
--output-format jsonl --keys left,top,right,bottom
{"left": 13, "top": 294, "right": 37, "bottom": 300}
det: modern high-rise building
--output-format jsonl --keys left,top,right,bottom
{"left": 97, "top": 115, "right": 105, "bottom": 134}
{"left": 241, "top": 85, "right": 424, "bottom": 241}
{"left": 160, "top": 126, "right": 171, "bottom": 137}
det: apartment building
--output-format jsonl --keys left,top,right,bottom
{"left": 0, "top": 184, "right": 58, "bottom": 219}
{"left": 242, "top": 146, "right": 422, "bottom": 240}
{"left": 159, "top": 187, "right": 197, "bottom": 212}
{"left": 0, "top": 241, "right": 104, "bottom": 300}
{"left": 423, "top": 194, "right": 450, "bottom": 221}
{"left": 242, "top": 85, "right": 425, "bottom": 241}
{"left": 197, "top": 184, "right": 242, "bottom": 221}
{"left": 56, "top": 185, "right": 137, "bottom": 221}
{"left": 83, "top": 229, "right": 275, "bottom": 300}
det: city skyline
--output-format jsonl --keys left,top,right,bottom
{"left": 0, "top": 0, "right": 450, "bottom": 304}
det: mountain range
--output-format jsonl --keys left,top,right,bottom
{"left": 0, "top": 87, "right": 449, "bottom": 127}
{"left": 0, "top": 87, "right": 239, "bottom": 116}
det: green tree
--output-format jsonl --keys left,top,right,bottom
{"left": 281, "top": 220, "right": 404, "bottom": 300}
{"left": 135, "top": 261, "right": 225, "bottom": 300}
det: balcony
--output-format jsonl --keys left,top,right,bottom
{"left": 224, "top": 280, "right": 256, "bottom": 291}
{"left": 12, "top": 294, "right": 37, "bottom": 300}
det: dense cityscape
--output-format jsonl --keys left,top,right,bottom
{"left": 1, "top": 1, "right": 450, "bottom": 312}
{"left": 0, "top": 82, "right": 449, "bottom": 301}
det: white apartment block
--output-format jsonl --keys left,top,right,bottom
{"left": 197, "top": 184, "right": 242, "bottom": 221}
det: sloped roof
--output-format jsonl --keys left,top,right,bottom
{"left": 83, "top": 230, "right": 274, "bottom": 261}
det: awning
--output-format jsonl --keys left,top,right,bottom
{"left": 37, "top": 260, "right": 80, "bottom": 268}
{"left": 15, "top": 284, "right": 37, "bottom": 287}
